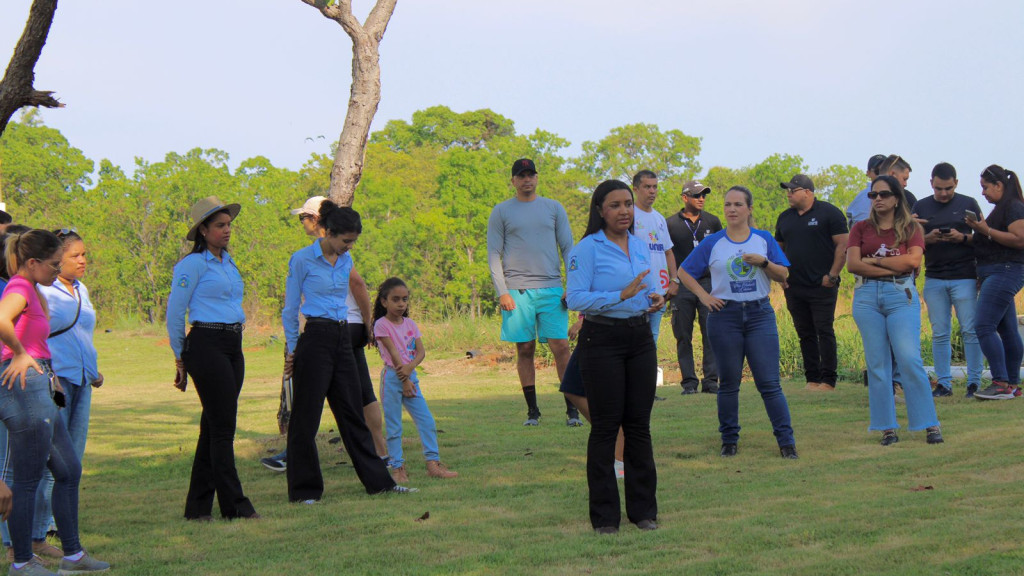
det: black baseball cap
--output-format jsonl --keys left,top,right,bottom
{"left": 780, "top": 174, "right": 815, "bottom": 192}
{"left": 682, "top": 180, "right": 711, "bottom": 197}
{"left": 511, "top": 158, "right": 537, "bottom": 177}
{"left": 867, "top": 154, "right": 887, "bottom": 172}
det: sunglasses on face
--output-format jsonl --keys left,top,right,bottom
{"left": 867, "top": 191, "right": 896, "bottom": 200}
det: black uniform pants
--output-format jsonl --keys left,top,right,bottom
{"left": 286, "top": 322, "right": 394, "bottom": 502}
{"left": 579, "top": 320, "right": 658, "bottom": 529}
{"left": 784, "top": 283, "right": 840, "bottom": 386}
{"left": 182, "top": 327, "right": 255, "bottom": 519}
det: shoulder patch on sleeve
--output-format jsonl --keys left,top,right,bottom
{"left": 568, "top": 255, "right": 578, "bottom": 271}
{"left": 177, "top": 274, "right": 190, "bottom": 289}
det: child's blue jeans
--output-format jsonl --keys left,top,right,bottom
{"left": 379, "top": 368, "right": 439, "bottom": 469}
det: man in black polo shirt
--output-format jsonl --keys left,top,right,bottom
{"left": 912, "top": 162, "right": 984, "bottom": 398}
{"left": 667, "top": 180, "right": 722, "bottom": 394}
{"left": 775, "top": 174, "right": 849, "bottom": 391}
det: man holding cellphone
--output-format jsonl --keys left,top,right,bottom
{"left": 912, "top": 163, "right": 985, "bottom": 397}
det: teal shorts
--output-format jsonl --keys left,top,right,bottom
{"left": 500, "top": 287, "right": 569, "bottom": 343}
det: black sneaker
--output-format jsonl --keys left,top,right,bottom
{"left": 701, "top": 384, "right": 719, "bottom": 394}
{"left": 523, "top": 408, "right": 541, "bottom": 426}
{"left": 880, "top": 430, "right": 899, "bottom": 446}
{"left": 779, "top": 445, "right": 799, "bottom": 459}
{"left": 681, "top": 387, "right": 697, "bottom": 395}
{"left": 566, "top": 406, "right": 583, "bottom": 427}
{"left": 720, "top": 443, "right": 737, "bottom": 457}
{"left": 926, "top": 427, "right": 944, "bottom": 444}
{"left": 974, "top": 382, "right": 1017, "bottom": 400}
{"left": 932, "top": 386, "right": 952, "bottom": 398}
{"left": 260, "top": 456, "right": 286, "bottom": 472}
{"left": 965, "top": 383, "right": 978, "bottom": 398}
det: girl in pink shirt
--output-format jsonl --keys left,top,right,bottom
{"left": 372, "top": 278, "right": 457, "bottom": 482}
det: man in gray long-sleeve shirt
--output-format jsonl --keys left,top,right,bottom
{"left": 487, "top": 158, "right": 574, "bottom": 426}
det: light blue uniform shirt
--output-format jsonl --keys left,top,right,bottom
{"left": 566, "top": 230, "right": 654, "bottom": 319}
{"left": 40, "top": 280, "right": 99, "bottom": 386}
{"left": 282, "top": 239, "right": 353, "bottom": 353}
{"left": 166, "top": 250, "right": 246, "bottom": 359}
{"left": 846, "top": 185, "right": 872, "bottom": 226}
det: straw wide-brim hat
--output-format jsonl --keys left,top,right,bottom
{"left": 187, "top": 196, "right": 241, "bottom": 241}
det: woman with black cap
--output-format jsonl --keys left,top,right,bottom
{"left": 167, "top": 196, "right": 259, "bottom": 520}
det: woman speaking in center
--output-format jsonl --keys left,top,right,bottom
{"left": 566, "top": 179, "right": 663, "bottom": 535}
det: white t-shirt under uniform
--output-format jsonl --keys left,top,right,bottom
{"left": 633, "top": 207, "right": 674, "bottom": 296}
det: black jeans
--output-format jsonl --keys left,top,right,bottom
{"left": 671, "top": 278, "right": 718, "bottom": 390}
{"left": 579, "top": 320, "right": 658, "bottom": 529}
{"left": 287, "top": 322, "right": 394, "bottom": 502}
{"left": 182, "top": 327, "right": 255, "bottom": 519}
{"left": 784, "top": 283, "right": 839, "bottom": 386}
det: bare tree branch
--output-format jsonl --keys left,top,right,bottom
{"left": 0, "top": 0, "right": 62, "bottom": 137}
{"left": 293, "top": 0, "right": 398, "bottom": 206}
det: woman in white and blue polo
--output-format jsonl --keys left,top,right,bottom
{"left": 679, "top": 186, "right": 797, "bottom": 459}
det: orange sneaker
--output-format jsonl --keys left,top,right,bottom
{"left": 425, "top": 460, "right": 458, "bottom": 479}
{"left": 391, "top": 466, "right": 409, "bottom": 483}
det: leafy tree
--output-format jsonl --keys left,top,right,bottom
{"left": 574, "top": 123, "right": 702, "bottom": 185}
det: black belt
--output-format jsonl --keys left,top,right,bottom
{"left": 306, "top": 317, "right": 348, "bottom": 326}
{"left": 191, "top": 321, "right": 244, "bottom": 333}
{"left": 864, "top": 274, "right": 913, "bottom": 283}
{"left": 585, "top": 314, "right": 649, "bottom": 327}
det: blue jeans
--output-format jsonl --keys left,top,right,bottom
{"left": 379, "top": 368, "right": 439, "bottom": 469}
{"left": 706, "top": 299, "right": 794, "bottom": 447}
{"left": 0, "top": 361, "right": 82, "bottom": 563}
{"left": 649, "top": 308, "right": 664, "bottom": 343}
{"left": 0, "top": 433, "right": 53, "bottom": 547}
{"left": 853, "top": 280, "right": 939, "bottom": 431}
{"left": 975, "top": 263, "right": 1024, "bottom": 385}
{"left": 923, "top": 278, "right": 983, "bottom": 389}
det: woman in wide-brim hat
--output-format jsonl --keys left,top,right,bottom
{"left": 166, "top": 196, "right": 259, "bottom": 520}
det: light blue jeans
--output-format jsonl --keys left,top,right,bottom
{"left": 649, "top": 308, "right": 664, "bottom": 343}
{"left": 853, "top": 279, "right": 940, "bottom": 431}
{"left": 379, "top": 368, "right": 439, "bottom": 469}
{"left": 922, "top": 278, "right": 983, "bottom": 389}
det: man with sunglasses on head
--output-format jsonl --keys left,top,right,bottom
{"left": 775, "top": 174, "right": 849, "bottom": 392}
{"left": 667, "top": 180, "right": 721, "bottom": 394}
{"left": 911, "top": 163, "right": 984, "bottom": 398}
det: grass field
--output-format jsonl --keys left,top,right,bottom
{"left": 42, "top": 323, "right": 1024, "bottom": 575}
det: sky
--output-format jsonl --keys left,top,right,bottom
{"left": 1, "top": 0, "right": 1022, "bottom": 204}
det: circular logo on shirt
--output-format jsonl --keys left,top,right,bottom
{"left": 727, "top": 256, "right": 754, "bottom": 280}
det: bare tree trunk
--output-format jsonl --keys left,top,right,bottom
{"left": 297, "top": 0, "right": 397, "bottom": 207}
{"left": 0, "top": 0, "right": 63, "bottom": 137}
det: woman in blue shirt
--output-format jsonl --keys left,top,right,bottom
{"left": 679, "top": 186, "right": 798, "bottom": 459}
{"left": 41, "top": 230, "right": 101, "bottom": 464}
{"left": 282, "top": 200, "right": 413, "bottom": 503}
{"left": 166, "top": 196, "right": 258, "bottom": 521}
{"left": 566, "top": 179, "right": 664, "bottom": 534}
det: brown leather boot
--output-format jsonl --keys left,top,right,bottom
{"left": 425, "top": 460, "right": 458, "bottom": 479}
{"left": 391, "top": 466, "right": 409, "bottom": 483}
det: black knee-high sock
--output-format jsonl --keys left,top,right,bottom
{"left": 522, "top": 385, "right": 538, "bottom": 411}
{"left": 564, "top": 395, "right": 575, "bottom": 413}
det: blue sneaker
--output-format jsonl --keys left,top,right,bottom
{"left": 965, "top": 383, "right": 978, "bottom": 398}
{"left": 932, "top": 386, "right": 952, "bottom": 398}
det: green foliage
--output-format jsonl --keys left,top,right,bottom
{"left": 0, "top": 110, "right": 866, "bottom": 327}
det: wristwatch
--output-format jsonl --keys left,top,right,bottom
{"left": 672, "top": 277, "right": 682, "bottom": 285}
{"left": 828, "top": 274, "right": 841, "bottom": 285}
{"left": 758, "top": 259, "right": 770, "bottom": 269}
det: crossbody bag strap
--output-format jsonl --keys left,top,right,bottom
{"left": 48, "top": 287, "right": 82, "bottom": 338}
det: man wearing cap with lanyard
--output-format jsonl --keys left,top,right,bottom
{"left": 666, "top": 180, "right": 722, "bottom": 394}
{"left": 487, "top": 158, "right": 575, "bottom": 426}
{"left": 775, "top": 174, "right": 849, "bottom": 391}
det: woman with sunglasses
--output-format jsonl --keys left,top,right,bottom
{"left": 0, "top": 230, "right": 109, "bottom": 574}
{"left": 679, "top": 186, "right": 797, "bottom": 459}
{"left": 965, "top": 165, "right": 1024, "bottom": 400}
{"left": 847, "top": 176, "right": 941, "bottom": 445}
{"left": 167, "top": 197, "right": 259, "bottom": 521}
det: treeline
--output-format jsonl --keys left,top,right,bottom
{"left": 0, "top": 107, "right": 866, "bottom": 324}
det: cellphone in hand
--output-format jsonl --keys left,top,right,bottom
{"left": 939, "top": 227, "right": 951, "bottom": 234}
{"left": 965, "top": 210, "right": 979, "bottom": 222}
